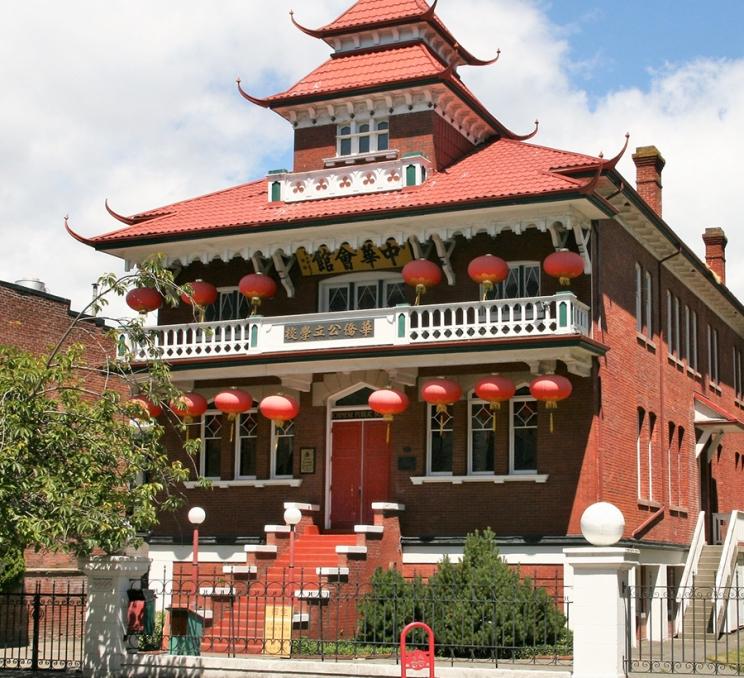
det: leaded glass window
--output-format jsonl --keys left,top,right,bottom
{"left": 201, "top": 412, "right": 222, "bottom": 478}
{"left": 511, "top": 389, "right": 538, "bottom": 473}
{"left": 272, "top": 420, "right": 295, "bottom": 478}
{"left": 470, "top": 402, "right": 495, "bottom": 474}
{"left": 428, "top": 405, "right": 453, "bottom": 474}
{"left": 236, "top": 411, "right": 258, "bottom": 478}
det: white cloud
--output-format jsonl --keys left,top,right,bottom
{"left": 0, "top": 0, "right": 742, "bottom": 314}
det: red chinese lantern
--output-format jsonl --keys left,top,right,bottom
{"left": 402, "top": 259, "right": 442, "bottom": 305}
{"left": 181, "top": 280, "right": 218, "bottom": 322}
{"left": 126, "top": 287, "right": 162, "bottom": 314}
{"left": 171, "top": 392, "right": 208, "bottom": 425}
{"left": 215, "top": 388, "right": 253, "bottom": 442}
{"left": 239, "top": 273, "right": 278, "bottom": 315}
{"left": 543, "top": 250, "right": 584, "bottom": 287}
{"left": 475, "top": 375, "right": 515, "bottom": 431}
{"left": 259, "top": 394, "right": 300, "bottom": 429}
{"left": 468, "top": 255, "right": 509, "bottom": 301}
{"left": 421, "top": 379, "right": 462, "bottom": 433}
{"left": 529, "top": 375, "right": 573, "bottom": 433}
{"left": 368, "top": 388, "right": 410, "bottom": 443}
{"left": 129, "top": 397, "right": 163, "bottom": 420}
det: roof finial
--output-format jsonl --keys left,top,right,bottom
{"left": 603, "top": 132, "right": 631, "bottom": 169}
{"left": 510, "top": 119, "right": 540, "bottom": 142}
{"left": 105, "top": 199, "right": 139, "bottom": 226}
{"left": 64, "top": 215, "right": 95, "bottom": 246}
{"left": 236, "top": 78, "right": 271, "bottom": 108}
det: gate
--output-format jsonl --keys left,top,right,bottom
{"left": 624, "top": 583, "right": 744, "bottom": 675}
{"left": 0, "top": 583, "right": 86, "bottom": 672}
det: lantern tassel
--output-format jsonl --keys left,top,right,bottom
{"left": 482, "top": 281, "right": 492, "bottom": 303}
{"left": 197, "top": 305, "right": 206, "bottom": 323}
{"left": 415, "top": 284, "right": 425, "bottom": 306}
{"left": 550, "top": 411, "right": 554, "bottom": 434}
{"left": 386, "top": 421, "right": 391, "bottom": 444}
{"left": 250, "top": 297, "right": 261, "bottom": 317}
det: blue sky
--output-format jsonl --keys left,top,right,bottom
{"left": 543, "top": 1, "right": 744, "bottom": 99}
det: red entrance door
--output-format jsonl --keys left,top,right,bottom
{"left": 330, "top": 420, "right": 390, "bottom": 529}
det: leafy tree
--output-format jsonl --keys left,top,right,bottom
{"left": 0, "top": 256, "right": 201, "bottom": 564}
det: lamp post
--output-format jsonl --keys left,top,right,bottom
{"left": 283, "top": 506, "right": 302, "bottom": 570}
{"left": 188, "top": 506, "right": 206, "bottom": 599}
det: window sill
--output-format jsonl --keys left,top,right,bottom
{"left": 637, "top": 499, "right": 662, "bottom": 510}
{"left": 324, "top": 150, "right": 398, "bottom": 167}
{"left": 183, "top": 479, "right": 303, "bottom": 489}
{"left": 687, "top": 367, "right": 701, "bottom": 379}
{"left": 669, "top": 506, "right": 689, "bottom": 516}
{"left": 735, "top": 399, "right": 744, "bottom": 410}
{"left": 410, "top": 474, "right": 548, "bottom": 486}
{"left": 708, "top": 382, "right": 722, "bottom": 396}
{"left": 636, "top": 333, "right": 656, "bottom": 351}
{"left": 667, "top": 355, "right": 684, "bottom": 368}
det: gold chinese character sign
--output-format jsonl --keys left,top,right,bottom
{"left": 297, "top": 239, "right": 412, "bottom": 277}
{"left": 283, "top": 319, "right": 375, "bottom": 343}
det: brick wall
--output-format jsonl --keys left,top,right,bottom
{"left": 292, "top": 111, "right": 475, "bottom": 173}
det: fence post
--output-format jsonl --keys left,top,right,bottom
{"left": 81, "top": 555, "right": 151, "bottom": 678}
{"left": 30, "top": 585, "right": 41, "bottom": 672}
{"left": 564, "top": 502, "right": 639, "bottom": 678}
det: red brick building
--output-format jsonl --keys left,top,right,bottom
{"left": 0, "top": 279, "right": 115, "bottom": 594}
{"left": 70, "top": 0, "right": 744, "bottom": 643}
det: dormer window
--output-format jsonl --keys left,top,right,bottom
{"left": 337, "top": 120, "right": 389, "bottom": 157}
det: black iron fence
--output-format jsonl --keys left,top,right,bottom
{"left": 128, "top": 568, "right": 572, "bottom": 667}
{"left": 0, "top": 583, "right": 86, "bottom": 672}
{"left": 625, "top": 584, "right": 744, "bottom": 675}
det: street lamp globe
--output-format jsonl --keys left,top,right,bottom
{"left": 283, "top": 506, "right": 302, "bottom": 527}
{"left": 188, "top": 506, "right": 206, "bottom": 526}
{"left": 580, "top": 502, "right": 624, "bottom": 546}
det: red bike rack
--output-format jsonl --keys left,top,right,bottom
{"left": 400, "top": 621, "right": 435, "bottom": 678}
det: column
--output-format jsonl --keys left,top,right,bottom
{"left": 564, "top": 547, "right": 639, "bottom": 678}
{"left": 81, "top": 555, "right": 151, "bottom": 678}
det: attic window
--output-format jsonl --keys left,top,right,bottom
{"left": 337, "top": 120, "right": 389, "bottom": 157}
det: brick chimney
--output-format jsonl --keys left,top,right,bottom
{"left": 702, "top": 227, "right": 728, "bottom": 284}
{"left": 632, "top": 146, "right": 666, "bottom": 217}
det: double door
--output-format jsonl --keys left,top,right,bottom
{"left": 330, "top": 420, "right": 389, "bottom": 529}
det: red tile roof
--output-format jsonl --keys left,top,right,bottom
{"left": 267, "top": 43, "right": 445, "bottom": 102}
{"left": 89, "top": 139, "right": 601, "bottom": 247}
{"left": 320, "top": 0, "right": 432, "bottom": 32}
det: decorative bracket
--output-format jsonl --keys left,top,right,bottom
{"left": 525, "top": 359, "right": 557, "bottom": 375}
{"left": 251, "top": 252, "right": 268, "bottom": 275}
{"left": 387, "top": 368, "right": 418, "bottom": 388}
{"left": 281, "top": 374, "right": 313, "bottom": 393}
{"left": 272, "top": 250, "right": 297, "bottom": 299}
{"left": 431, "top": 234, "right": 457, "bottom": 286}
{"left": 408, "top": 235, "right": 434, "bottom": 261}
{"left": 573, "top": 222, "right": 592, "bottom": 275}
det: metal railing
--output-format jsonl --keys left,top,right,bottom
{"left": 626, "top": 582, "right": 744, "bottom": 675}
{"left": 128, "top": 569, "right": 572, "bottom": 667}
{"left": 0, "top": 582, "right": 86, "bottom": 672}
{"left": 122, "top": 292, "right": 591, "bottom": 362}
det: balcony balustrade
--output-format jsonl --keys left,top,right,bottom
{"left": 123, "top": 293, "right": 590, "bottom": 363}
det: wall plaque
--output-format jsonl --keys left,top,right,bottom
{"left": 296, "top": 240, "right": 412, "bottom": 276}
{"left": 283, "top": 318, "right": 375, "bottom": 343}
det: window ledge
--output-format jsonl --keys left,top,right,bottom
{"left": 636, "top": 333, "right": 656, "bottom": 350}
{"left": 669, "top": 506, "right": 689, "bottom": 516}
{"left": 667, "top": 355, "right": 683, "bottom": 368}
{"left": 637, "top": 499, "right": 663, "bottom": 510}
{"left": 708, "top": 382, "right": 722, "bottom": 396}
{"left": 323, "top": 149, "right": 399, "bottom": 167}
{"left": 183, "top": 479, "right": 302, "bottom": 489}
{"left": 410, "top": 474, "right": 548, "bottom": 486}
{"left": 687, "top": 367, "right": 701, "bottom": 379}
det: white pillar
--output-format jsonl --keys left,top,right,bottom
{"left": 81, "top": 555, "right": 151, "bottom": 678}
{"left": 564, "top": 547, "right": 639, "bottom": 678}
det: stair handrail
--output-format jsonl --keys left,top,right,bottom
{"left": 675, "top": 511, "right": 706, "bottom": 635}
{"left": 713, "top": 510, "right": 744, "bottom": 635}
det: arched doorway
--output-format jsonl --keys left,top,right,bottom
{"left": 326, "top": 385, "right": 391, "bottom": 529}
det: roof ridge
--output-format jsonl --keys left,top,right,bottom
{"left": 499, "top": 137, "right": 601, "bottom": 163}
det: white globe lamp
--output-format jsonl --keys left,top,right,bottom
{"left": 580, "top": 502, "right": 625, "bottom": 546}
{"left": 188, "top": 506, "right": 206, "bottom": 525}
{"left": 284, "top": 506, "right": 302, "bottom": 527}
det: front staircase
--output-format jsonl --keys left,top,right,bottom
{"left": 171, "top": 501, "right": 405, "bottom": 655}
{"left": 680, "top": 544, "right": 723, "bottom": 638}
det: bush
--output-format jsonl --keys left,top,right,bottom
{"left": 356, "top": 529, "right": 569, "bottom": 659}
{"left": 0, "top": 547, "right": 25, "bottom": 592}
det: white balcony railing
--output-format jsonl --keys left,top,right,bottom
{"left": 123, "top": 293, "right": 590, "bottom": 363}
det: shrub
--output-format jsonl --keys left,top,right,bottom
{"left": 356, "top": 529, "right": 569, "bottom": 659}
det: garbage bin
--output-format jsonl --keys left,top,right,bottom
{"left": 168, "top": 608, "right": 204, "bottom": 656}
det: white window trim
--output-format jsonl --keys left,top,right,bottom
{"left": 708, "top": 324, "right": 720, "bottom": 385}
{"left": 233, "top": 409, "right": 259, "bottom": 480}
{"left": 636, "top": 408, "right": 644, "bottom": 500}
{"left": 667, "top": 422, "right": 674, "bottom": 507}
{"left": 666, "top": 290, "right": 673, "bottom": 355}
{"left": 635, "top": 263, "right": 643, "bottom": 333}
{"left": 426, "top": 403, "right": 454, "bottom": 476}
{"left": 644, "top": 270, "right": 653, "bottom": 339}
{"left": 683, "top": 304, "right": 690, "bottom": 363}
{"left": 200, "top": 408, "right": 222, "bottom": 480}
{"left": 337, "top": 119, "right": 390, "bottom": 158}
{"left": 319, "top": 271, "right": 405, "bottom": 313}
{"left": 691, "top": 311, "right": 699, "bottom": 371}
{"left": 674, "top": 296, "right": 680, "bottom": 357}
{"left": 467, "top": 394, "right": 496, "bottom": 476}
{"left": 270, "top": 420, "right": 295, "bottom": 480}
{"left": 509, "top": 390, "right": 538, "bottom": 475}
{"left": 647, "top": 413, "right": 656, "bottom": 502}
{"left": 410, "top": 474, "right": 548, "bottom": 485}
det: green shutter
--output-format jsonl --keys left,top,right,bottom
{"left": 405, "top": 165, "right": 417, "bottom": 186}
{"left": 270, "top": 181, "right": 282, "bottom": 202}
